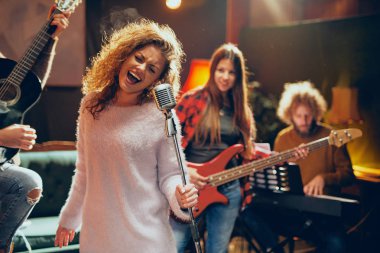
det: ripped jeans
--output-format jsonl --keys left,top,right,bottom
{"left": 0, "top": 162, "right": 42, "bottom": 249}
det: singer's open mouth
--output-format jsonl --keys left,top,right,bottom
{"left": 127, "top": 71, "right": 141, "bottom": 84}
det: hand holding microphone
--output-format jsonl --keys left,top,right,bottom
{"left": 176, "top": 184, "right": 199, "bottom": 209}
{"left": 152, "top": 83, "right": 198, "bottom": 201}
{"left": 152, "top": 83, "right": 203, "bottom": 253}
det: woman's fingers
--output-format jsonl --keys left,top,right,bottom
{"left": 69, "top": 230, "right": 75, "bottom": 242}
{"left": 49, "top": 10, "right": 72, "bottom": 39}
{"left": 55, "top": 226, "right": 75, "bottom": 248}
{"left": 176, "top": 184, "right": 198, "bottom": 208}
{"left": 189, "top": 169, "right": 209, "bottom": 189}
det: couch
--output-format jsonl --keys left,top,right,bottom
{"left": 13, "top": 141, "right": 79, "bottom": 253}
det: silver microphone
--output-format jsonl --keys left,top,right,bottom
{"left": 152, "top": 83, "right": 177, "bottom": 136}
{"left": 152, "top": 83, "right": 177, "bottom": 112}
{"left": 152, "top": 84, "right": 203, "bottom": 253}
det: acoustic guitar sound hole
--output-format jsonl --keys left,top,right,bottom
{"left": 0, "top": 81, "right": 20, "bottom": 103}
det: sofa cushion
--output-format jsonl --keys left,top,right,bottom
{"left": 19, "top": 150, "right": 77, "bottom": 218}
{"left": 13, "top": 217, "right": 79, "bottom": 253}
{"left": 13, "top": 150, "right": 79, "bottom": 252}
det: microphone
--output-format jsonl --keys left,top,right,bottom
{"left": 152, "top": 83, "right": 176, "bottom": 113}
{"left": 152, "top": 83, "right": 203, "bottom": 253}
{"left": 152, "top": 83, "right": 177, "bottom": 137}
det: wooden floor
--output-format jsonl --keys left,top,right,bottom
{"left": 228, "top": 236, "right": 316, "bottom": 253}
{"left": 186, "top": 236, "right": 316, "bottom": 253}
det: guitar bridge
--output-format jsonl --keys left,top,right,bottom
{"left": 0, "top": 100, "right": 10, "bottom": 113}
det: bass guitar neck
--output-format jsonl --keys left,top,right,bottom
{"left": 188, "top": 128, "right": 362, "bottom": 218}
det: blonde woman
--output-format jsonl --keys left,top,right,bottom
{"left": 170, "top": 43, "right": 256, "bottom": 253}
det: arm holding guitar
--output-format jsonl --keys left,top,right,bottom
{"left": 32, "top": 5, "right": 71, "bottom": 89}
{"left": 0, "top": 1, "right": 78, "bottom": 165}
{"left": 48, "top": 5, "right": 72, "bottom": 40}
{"left": 188, "top": 167, "right": 209, "bottom": 190}
{"left": 286, "top": 145, "right": 310, "bottom": 163}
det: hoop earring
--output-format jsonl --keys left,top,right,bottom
{"left": 143, "top": 88, "right": 151, "bottom": 98}
{"left": 137, "top": 86, "right": 153, "bottom": 105}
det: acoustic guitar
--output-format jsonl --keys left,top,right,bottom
{"left": 189, "top": 128, "right": 362, "bottom": 218}
{"left": 0, "top": 0, "right": 81, "bottom": 164}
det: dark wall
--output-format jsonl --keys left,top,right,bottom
{"left": 24, "top": 87, "right": 82, "bottom": 143}
{"left": 86, "top": 0, "right": 227, "bottom": 84}
{"left": 240, "top": 14, "right": 380, "bottom": 97}
{"left": 24, "top": 0, "right": 227, "bottom": 142}
{"left": 239, "top": 13, "right": 380, "bottom": 165}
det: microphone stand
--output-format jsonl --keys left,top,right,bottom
{"left": 164, "top": 109, "right": 203, "bottom": 253}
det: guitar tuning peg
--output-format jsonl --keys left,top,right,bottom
{"left": 344, "top": 130, "right": 352, "bottom": 139}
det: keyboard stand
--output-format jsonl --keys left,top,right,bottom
{"left": 267, "top": 219, "right": 312, "bottom": 253}
{"left": 233, "top": 216, "right": 263, "bottom": 253}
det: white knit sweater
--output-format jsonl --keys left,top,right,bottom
{"left": 58, "top": 96, "right": 189, "bottom": 253}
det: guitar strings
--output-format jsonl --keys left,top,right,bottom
{"left": 208, "top": 138, "right": 330, "bottom": 187}
{"left": 0, "top": 13, "right": 55, "bottom": 96}
{"left": 211, "top": 138, "right": 329, "bottom": 186}
{"left": 7, "top": 1, "right": 91, "bottom": 101}
{"left": 0, "top": 19, "right": 52, "bottom": 97}
{"left": 0, "top": 8, "right": 59, "bottom": 99}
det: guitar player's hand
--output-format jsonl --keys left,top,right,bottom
{"left": 303, "top": 175, "right": 325, "bottom": 196}
{"left": 188, "top": 167, "right": 209, "bottom": 190}
{"left": 0, "top": 124, "right": 37, "bottom": 150}
{"left": 48, "top": 5, "right": 72, "bottom": 40}
{"left": 287, "top": 145, "right": 309, "bottom": 163}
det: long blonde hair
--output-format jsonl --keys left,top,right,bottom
{"left": 82, "top": 18, "right": 185, "bottom": 118}
{"left": 195, "top": 43, "right": 256, "bottom": 156}
{"left": 277, "top": 81, "right": 327, "bottom": 125}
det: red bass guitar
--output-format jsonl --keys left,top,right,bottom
{"left": 188, "top": 128, "right": 362, "bottom": 218}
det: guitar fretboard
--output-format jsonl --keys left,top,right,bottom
{"left": 209, "top": 137, "right": 330, "bottom": 187}
{"left": 4, "top": 9, "right": 60, "bottom": 88}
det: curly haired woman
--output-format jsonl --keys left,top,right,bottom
{"left": 54, "top": 19, "right": 198, "bottom": 253}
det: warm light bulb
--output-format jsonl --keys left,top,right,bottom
{"left": 166, "top": 0, "right": 181, "bottom": 10}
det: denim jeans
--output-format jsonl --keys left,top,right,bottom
{"left": 170, "top": 180, "right": 241, "bottom": 253}
{"left": 0, "top": 162, "right": 42, "bottom": 249}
